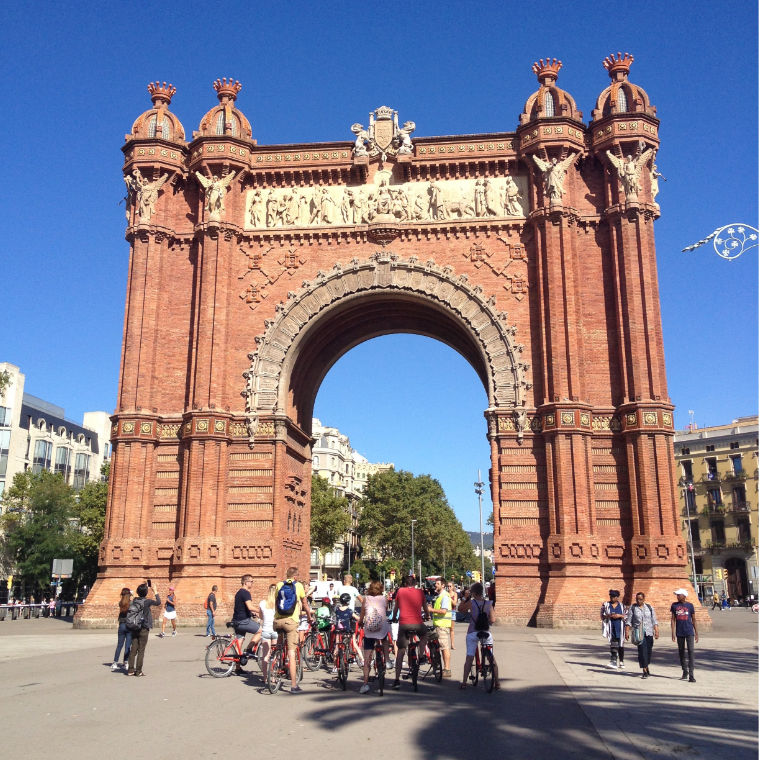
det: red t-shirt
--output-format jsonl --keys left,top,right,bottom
{"left": 396, "top": 587, "right": 425, "bottom": 625}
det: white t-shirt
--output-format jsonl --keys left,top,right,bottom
{"left": 340, "top": 585, "right": 361, "bottom": 609}
{"left": 259, "top": 602, "right": 274, "bottom": 635}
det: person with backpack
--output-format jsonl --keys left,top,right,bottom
{"left": 624, "top": 592, "right": 659, "bottom": 678}
{"left": 357, "top": 579, "right": 390, "bottom": 694}
{"left": 458, "top": 581, "right": 499, "bottom": 690}
{"left": 204, "top": 585, "right": 218, "bottom": 638}
{"left": 126, "top": 582, "right": 161, "bottom": 676}
{"left": 273, "top": 566, "right": 312, "bottom": 693}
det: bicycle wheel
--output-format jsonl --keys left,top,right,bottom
{"left": 469, "top": 652, "right": 479, "bottom": 687}
{"left": 302, "top": 633, "right": 322, "bottom": 671}
{"left": 337, "top": 649, "right": 348, "bottom": 690}
{"left": 205, "top": 638, "right": 235, "bottom": 678}
{"left": 431, "top": 644, "right": 443, "bottom": 683}
{"left": 296, "top": 648, "right": 304, "bottom": 683}
{"left": 409, "top": 647, "right": 419, "bottom": 692}
{"left": 481, "top": 647, "right": 495, "bottom": 693}
{"left": 376, "top": 646, "right": 385, "bottom": 696}
{"left": 266, "top": 648, "right": 284, "bottom": 694}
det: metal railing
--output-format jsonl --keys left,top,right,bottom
{"left": 0, "top": 602, "right": 80, "bottom": 620}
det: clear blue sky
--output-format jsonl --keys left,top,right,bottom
{"left": 1, "top": 2, "right": 757, "bottom": 531}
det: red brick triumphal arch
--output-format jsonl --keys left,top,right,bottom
{"left": 77, "top": 55, "right": 699, "bottom": 628}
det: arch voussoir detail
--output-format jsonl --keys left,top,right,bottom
{"left": 242, "top": 251, "right": 529, "bottom": 445}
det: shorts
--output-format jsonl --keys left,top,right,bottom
{"left": 260, "top": 630, "right": 277, "bottom": 641}
{"left": 397, "top": 623, "right": 426, "bottom": 650}
{"left": 163, "top": 610, "right": 177, "bottom": 620}
{"left": 466, "top": 630, "right": 493, "bottom": 656}
{"left": 233, "top": 618, "right": 261, "bottom": 636}
{"left": 435, "top": 626, "right": 451, "bottom": 651}
{"left": 273, "top": 617, "right": 299, "bottom": 649}
{"left": 297, "top": 618, "right": 309, "bottom": 632}
{"left": 391, "top": 622, "right": 399, "bottom": 642}
{"left": 363, "top": 634, "right": 390, "bottom": 651}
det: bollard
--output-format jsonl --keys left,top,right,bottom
{"left": 0, "top": 606, "right": 6, "bottom": 621}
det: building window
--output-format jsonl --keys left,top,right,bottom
{"left": 216, "top": 111, "right": 238, "bottom": 136}
{"left": 616, "top": 88, "right": 628, "bottom": 112}
{"left": 313, "top": 456, "right": 319, "bottom": 467}
{"left": 694, "top": 557, "right": 703, "bottom": 575}
{"left": 737, "top": 517, "right": 751, "bottom": 543}
{"left": 732, "top": 485, "right": 746, "bottom": 509}
{"left": 148, "top": 115, "right": 171, "bottom": 139}
{"left": 682, "top": 461, "right": 693, "bottom": 481}
{"left": 710, "top": 519, "right": 725, "bottom": 544}
{"left": 730, "top": 454, "right": 743, "bottom": 474}
{"left": 0, "top": 406, "right": 10, "bottom": 426}
{"left": 543, "top": 92, "right": 555, "bottom": 117}
{"left": 685, "top": 485, "right": 696, "bottom": 512}
{"left": 680, "top": 447, "right": 690, "bottom": 455}
{"left": 689, "top": 519, "right": 700, "bottom": 547}
{"left": 55, "top": 447, "right": 70, "bottom": 479}
{"left": 32, "top": 440, "right": 52, "bottom": 474}
{"left": 706, "top": 486, "right": 722, "bottom": 507}
{"left": 705, "top": 445, "right": 715, "bottom": 452}
{"left": 730, "top": 441, "right": 739, "bottom": 449}
{"left": 0, "top": 429, "right": 9, "bottom": 478}
{"left": 73, "top": 453, "right": 90, "bottom": 490}
{"left": 705, "top": 457, "right": 718, "bottom": 479}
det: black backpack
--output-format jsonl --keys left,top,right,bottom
{"left": 473, "top": 600, "right": 490, "bottom": 632}
{"left": 125, "top": 598, "right": 146, "bottom": 632}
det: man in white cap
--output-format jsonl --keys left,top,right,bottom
{"left": 670, "top": 588, "right": 699, "bottom": 682}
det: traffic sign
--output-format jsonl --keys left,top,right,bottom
{"left": 466, "top": 571, "right": 472, "bottom": 578}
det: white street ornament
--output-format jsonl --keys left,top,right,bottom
{"left": 682, "top": 223, "right": 758, "bottom": 261}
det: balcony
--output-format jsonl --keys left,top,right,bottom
{"left": 728, "top": 501, "right": 750, "bottom": 513}
{"left": 701, "top": 472, "right": 720, "bottom": 483}
{"left": 703, "top": 541, "right": 755, "bottom": 555}
{"left": 723, "top": 470, "right": 747, "bottom": 482}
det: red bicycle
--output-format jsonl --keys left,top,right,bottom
{"left": 204, "top": 621, "right": 260, "bottom": 677}
{"left": 266, "top": 629, "right": 304, "bottom": 694}
{"left": 468, "top": 631, "right": 496, "bottom": 692}
{"left": 302, "top": 619, "right": 334, "bottom": 671}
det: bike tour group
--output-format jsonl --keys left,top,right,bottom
{"left": 204, "top": 567, "right": 500, "bottom": 694}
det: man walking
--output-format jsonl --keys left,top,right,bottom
{"left": 273, "top": 567, "right": 312, "bottom": 693}
{"left": 601, "top": 589, "right": 626, "bottom": 670}
{"left": 205, "top": 584, "right": 218, "bottom": 638}
{"left": 127, "top": 583, "right": 161, "bottom": 676}
{"left": 671, "top": 588, "right": 698, "bottom": 682}
{"left": 430, "top": 578, "right": 453, "bottom": 677}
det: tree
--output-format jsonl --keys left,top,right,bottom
{"left": 0, "top": 470, "right": 75, "bottom": 598}
{"left": 69, "top": 462, "right": 109, "bottom": 591}
{"left": 310, "top": 474, "right": 351, "bottom": 578}
{"left": 0, "top": 369, "right": 11, "bottom": 399}
{"left": 358, "top": 469, "right": 476, "bottom": 578}
{"left": 487, "top": 511, "right": 494, "bottom": 527}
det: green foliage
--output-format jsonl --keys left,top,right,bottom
{"left": 486, "top": 511, "right": 494, "bottom": 527}
{"left": 310, "top": 475, "right": 351, "bottom": 561}
{"left": 0, "top": 471, "right": 75, "bottom": 595}
{"left": 0, "top": 370, "right": 11, "bottom": 399}
{"left": 348, "top": 558, "right": 370, "bottom": 583}
{"left": 69, "top": 463, "right": 109, "bottom": 589}
{"left": 358, "top": 469, "right": 476, "bottom": 577}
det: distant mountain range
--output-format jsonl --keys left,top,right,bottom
{"left": 467, "top": 531, "right": 494, "bottom": 550}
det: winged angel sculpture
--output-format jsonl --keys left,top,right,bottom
{"left": 531, "top": 153, "right": 577, "bottom": 206}
{"left": 125, "top": 168, "right": 169, "bottom": 222}
{"left": 605, "top": 147, "right": 654, "bottom": 202}
{"left": 195, "top": 170, "right": 237, "bottom": 219}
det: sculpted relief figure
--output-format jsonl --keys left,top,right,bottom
{"left": 196, "top": 170, "right": 237, "bottom": 219}
{"left": 350, "top": 123, "right": 369, "bottom": 157}
{"left": 474, "top": 178, "right": 486, "bottom": 217}
{"left": 248, "top": 189, "right": 264, "bottom": 227}
{"left": 396, "top": 121, "right": 415, "bottom": 155}
{"left": 532, "top": 153, "right": 576, "bottom": 206}
{"left": 125, "top": 168, "right": 169, "bottom": 223}
{"left": 503, "top": 175, "right": 523, "bottom": 216}
{"left": 606, "top": 148, "right": 654, "bottom": 202}
{"left": 428, "top": 180, "right": 447, "bottom": 220}
{"left": 484, "top": 178, "right": 500, "bottom": 216}
{"left": 650, "top": 163, "right": 666, "bottom": 204}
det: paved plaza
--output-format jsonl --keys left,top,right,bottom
{"left": 0, "top": 610, "right": 756, "bottom": 759}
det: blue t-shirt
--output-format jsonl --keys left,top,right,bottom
{"left": 335, "top": 605, "right": 354, "bottom": 631}
{"left": 608, "top": 602, "right": 624, "bottom": 639}
{"left": 670, "top": 601, "right": 695, "bottom": 637}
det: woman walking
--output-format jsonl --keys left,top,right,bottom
{"left": 159, "top": 586, "right": 178, "bottom": 637}
{"left": 258, "top": 584, "right": 278, "bottom": 680}
{"left": 625, "top": 592, "right": 659, "bottom": 678}
{"left": 112, "top": 587, "right": 132, "bottom": 671}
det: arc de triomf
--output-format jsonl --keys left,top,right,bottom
{"left": 78, "top": 55, "right": 696, "bottom": 628}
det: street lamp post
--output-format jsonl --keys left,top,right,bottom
{"left": 411, "top": 519, "right": 417, "bottom": 579}
{"left": 475, "top": 471, "right": 485, "bottom": 585}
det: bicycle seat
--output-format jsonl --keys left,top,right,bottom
{"left": 226, "top": 621, "right": 237, "bottom": 629}
{"left": 476, "top": 631, "right": 490, "bottom": 640}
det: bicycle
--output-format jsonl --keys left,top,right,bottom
{"left": 266, "top": 629, "right": 304, "bottom": 694}
{"left": 399, "top": 630, "right": 422, "bottom": 691}
{"left": 334, "top": 629, "right": 352, "bottom": 690}
{"left": 420, "top": 625, "right": 443, "bottom": 683}
{"left": 468, "top": 631, "right": 496, "bottom": 693}
{"left": 371, "top": 634, "right": 387, "bottom": 695}
{"left": 204, "top": 622, "right": 260, "bottom": 677}
{"left": 301, "top": 619, "right": 333, "bottom": 671}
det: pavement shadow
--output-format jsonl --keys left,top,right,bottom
{"left": 541, "top": 640, "right": 758, "bottom": 675}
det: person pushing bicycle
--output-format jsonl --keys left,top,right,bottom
{"left": 458, "top": 581, "right": 499, "bottom": 690}
{"left": 273, "top": 566, "right": 313, "bottom": 694}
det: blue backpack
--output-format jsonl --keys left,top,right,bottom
{"left": 276, "top": 580, "right": 298, "bottom": 616}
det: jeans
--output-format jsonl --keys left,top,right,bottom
{"left": 205, "top": 609, "right": 216, "bottom": 636}
{"left": 677, "top": 635, "right": 695, "bottom": 676}
{"left": 609, "top": 636, "right": 625, "bottom": 664}
{"left": 114, "top": 621, "right": 132, "bottom": 663}
{"left": 636, "top": 635, "right": 654, "bottom": 669}
{"left": 127, "top": 628, "right": 150, "bottom": 674}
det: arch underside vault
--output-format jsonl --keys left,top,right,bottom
{"left": 243, "top": 251, "right": 530, "bottom": 439}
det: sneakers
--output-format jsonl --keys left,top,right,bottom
{"left": 290, "top": 685, "right": 303, "bottom": 694}
{"left": 359, "top": 683, "right": 371, "bottom": 694}
{"left": 391, "top": 679, "right": 401, "bottom": 689}
{"left": 606, "top": 662, "right": 619, "bottom": 669}
{"left": 688, "top": 676, "right": 696, "bottom": 683}
{"left": 443, "top": 669, "right": 452, "bottom": 678}
{"left": 134, "top": 671, "right": 145, "bottom": 677}
{"left": 111, "top": 662, "right": 119, "bottom": 671}
{"left": 127, "top": 670, "right": 135, "bottom": 676}
{"left": 157, "top": 633, "right": 165, "bottom": 638}
{"left": 618, "top": 662, "right": 625, "bottom": 670}
{"left": 388, "top": 657, "right": 396, "bottom": 666}
{"left": 331, "top": 666, "right": 338, "bottom": 674}
{"left": 171, "top": 631, "right": 177, "bottom": 637}
{"left": 680, "top": 672, "right": 688, "bottom": 680}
